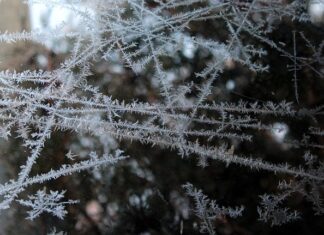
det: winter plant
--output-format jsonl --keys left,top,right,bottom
{"left": 0, "top": 0, "right": 323, "bottom": 234}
